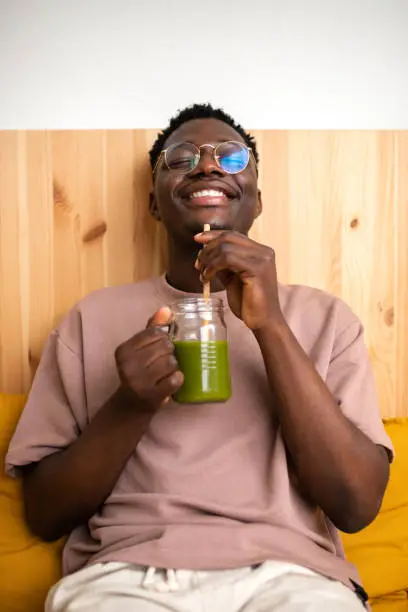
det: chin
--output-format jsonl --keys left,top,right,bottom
{"left": 184, "top": 218, "right": 233, "bottom": 235}
{"left": 206, "top": 221, "right": 233, "bottom": 232}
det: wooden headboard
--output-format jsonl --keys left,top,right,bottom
{"left": 0, "top": 130, "right": 407, "bottom": 417}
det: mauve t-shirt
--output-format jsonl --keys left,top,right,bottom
{"left": 6, "top": 276, "right": 393, "bottom": 590}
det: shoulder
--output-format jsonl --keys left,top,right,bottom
{"left": 278, "top": 283, "right": 362, "bottom": 337}
{"left": 54, "top": 277, "right": 161, "bottom": 350}
{"left": 77, "top": 277, "right": 161, "bottom": 312}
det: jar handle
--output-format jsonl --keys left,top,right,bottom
{"left": 156, "top": 319, "right": 177, "bottom": 340}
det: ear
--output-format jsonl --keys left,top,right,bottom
{"left": 149, "top": 192, "right": 161, "bottom": 221}
{"left": 255, "top": 189, "right": 263, "bottom": 219}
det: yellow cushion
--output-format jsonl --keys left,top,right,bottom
{"left": 1, "top": 396, "right": 407, "bottom": 609}
{"left": 371, "top": 593, "right": 408, "bottom": 612}
{"left": 342, "top": 419, "right": 408, "bottom": 599}
{"left": 0, "top": 393, "right": 64, "bottom": 612}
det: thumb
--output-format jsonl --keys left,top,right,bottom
{"left": 146, "top": 306, "right": 172, "bottom": 328}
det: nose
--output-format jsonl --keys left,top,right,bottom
{"left": 189, "top": 145, "right": 225, "bottom": 177}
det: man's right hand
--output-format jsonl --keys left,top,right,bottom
{"left": 114, "top": 306, "right": 184, "bottom": 410}
{"left": 23, "top": 306, "right": 184, "bottom": 542}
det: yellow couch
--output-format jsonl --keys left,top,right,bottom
{"left": 1, "top": 393, "right": 407, "bottom": 612}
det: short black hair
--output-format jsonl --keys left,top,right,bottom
{"left": 149, "top": 103, "right": 259, "bottom": 172}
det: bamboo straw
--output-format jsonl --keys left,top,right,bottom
{"left": 202, "top": 223, "right": 211, "bottom": 300}
{"left": 202, "top": 224, "right": 211, "bottom": 341}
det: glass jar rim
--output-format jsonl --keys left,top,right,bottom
{"left": 169, "top": 296, "right": 224, "bottom": 313}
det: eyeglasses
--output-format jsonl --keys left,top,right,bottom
{"left": 153, "top": 141, "right": 254, "bottom": 177}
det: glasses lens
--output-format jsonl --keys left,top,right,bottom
{"left": 217, "top": 142, "right": 249, "bottom": 174}
{"left": 166, "top": 143, "right": 199, "bottom": 172}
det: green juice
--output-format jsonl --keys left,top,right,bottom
{"left": 173, "top": 340, "right": 231, "bottom": 403}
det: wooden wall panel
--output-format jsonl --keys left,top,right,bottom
{"left": 396, "top": 133, "right": 408, "bottom": 419}
{"left": 0, "top": 132, "right": 27, "bottom": 392}
{"left": 0, "top": 129, "right": 407, "bottom": 417}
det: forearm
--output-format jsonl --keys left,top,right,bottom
{"left": 22, "top": 387, "right": 155, "bottom": 541}
{"left": 254, "top": 318, "right": 389, "bottom": 532}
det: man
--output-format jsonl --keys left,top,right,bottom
{"left": 6, "top": 104, "right": 393, "bottom": 611}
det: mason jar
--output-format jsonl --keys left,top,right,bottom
{"left": 168, "top": 297, "right": 231, "bottom": 404}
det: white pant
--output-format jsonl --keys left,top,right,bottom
{"left": 46, "top": 561, "right": 366, "bottom": 612}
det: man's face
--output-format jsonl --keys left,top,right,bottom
{"left": 150, "top": 118, "right": 261, "bottom": 241}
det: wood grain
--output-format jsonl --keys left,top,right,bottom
{"left": 0, "top": 129, "right": 406, "bottom": 417}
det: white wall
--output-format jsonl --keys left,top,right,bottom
{"left": 0, "top": 0, "right": 407, "bottom": 129}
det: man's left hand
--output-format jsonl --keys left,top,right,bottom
{"left": 194, "top": 230, "right": 283, "bottom": 330}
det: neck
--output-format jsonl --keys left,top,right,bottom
{"left": 165, "top": 235, "right": 224, "bottom": 293}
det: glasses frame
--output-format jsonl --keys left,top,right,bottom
{"left": 152, "top": 141, "right": 255, "bottom": 177}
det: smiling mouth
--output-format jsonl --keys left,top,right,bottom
{"left": 186, "top": 189, "right": 232, "bottom": 207}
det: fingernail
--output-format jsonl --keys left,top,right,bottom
{"left": 194, "top": 232, "right": 204, "bottom": 237}
{"left": 194, "top": 258, "right": 201, "bottom": 270}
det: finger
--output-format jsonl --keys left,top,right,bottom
{"left": 116, "top": 327, "right": 170, "bottom": 362}
{"left": 153, "top": 370, "right": 184, "bottom": 403}
{"left": 196, "top": 235, "right": 258, "bottom": 267}
{"left": 146, "top": 306, "right": 172, "bottom": 328}
{"left": 145, "top": 352, "right": 179, "bottom": 383}
{"left": 199, "top": 239, "right": 257, "bottom": 268}
{"left": 194, "top": 230, "right": 249, "bottom": 245}
{"left": 194, "top": 232, "right": 242, "bottom": 271}
{"left": 136, "top": 335, "right": 175, "bottom": 366}
{"left": 193, "top": 229, "right": 227, "bottom": 244}
{"left": 194, "top": 231, "right": 253, "bottom": 272}
{"left": 201, "top": 251, "right": 256, "bottom": 282}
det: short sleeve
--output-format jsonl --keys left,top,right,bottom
{"left": 325, "top": 317, "right": 394, "bottom": 462}
{"left": 5, "top": 307, "right": 88, "bottom": 477}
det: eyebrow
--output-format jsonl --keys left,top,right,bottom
{"left": 172, "top": 139, "right": 244, "bottom": 146}
{"left": 182, "top": 139, "right": 228, "bottom": 144}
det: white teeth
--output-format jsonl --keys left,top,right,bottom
{"left": 189, "top": 189, "right": 226, "bottom": 199}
